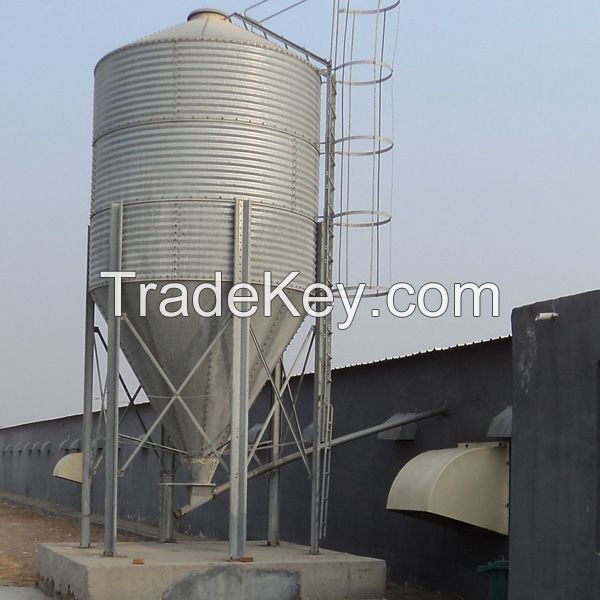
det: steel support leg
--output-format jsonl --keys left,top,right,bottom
{"left": 159, "top": 426, "right": 176, "bottom": 543}
{"left": 80, "top": 281, "right": 94, "bottom": 548}
{"left": 104, "top": 202, "right": 123, "bottom": 557}
{"left": 267, "top": 360, "right": 282, "bottom": 546}
{"left": 229, "top": 199, "right": 251, "bottom": 560}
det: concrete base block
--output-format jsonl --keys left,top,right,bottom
{"left": 37, "top": 541, "right": 386, "bottom": 600}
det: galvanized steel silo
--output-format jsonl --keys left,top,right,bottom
{"left": 88, "top": 9, "right": 321, "bottom": 485}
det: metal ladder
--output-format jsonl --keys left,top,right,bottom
{"left": 318, "top": 70, "right": 337, "bottom": 540}
{"left": 319, "top": 400, "right": 334, "bottom": 538}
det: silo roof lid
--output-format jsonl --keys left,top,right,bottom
{"left": 187, "top": 8, "right": 230, "bottom": 21}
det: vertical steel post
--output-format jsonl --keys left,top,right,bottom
{"left": 104, "top": 202, "right": 123, "bottom": 557}
{"left": 267, "top": 360, "right": 282, "bottom": 546}
{"left": 159, "top": 426, "right": 176, "bottom": 543}
{"left": 81, "top": 226, "right": 94, "bottom": 548}
{"left": 310, "top": 65, "right": 336, "bottom": 555}
{"left": 229, "top": 199, "right": 252, "bottom": 560}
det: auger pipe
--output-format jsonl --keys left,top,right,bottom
{"left": 174, "top": 406, "right": 447, "bottom": 518}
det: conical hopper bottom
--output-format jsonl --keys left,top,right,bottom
{"left": 92, "top": 282, "right": 305, "bottom": 483}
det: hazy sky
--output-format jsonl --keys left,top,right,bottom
{"left": 1, "top": 1, "right": 599, "bottom": 427}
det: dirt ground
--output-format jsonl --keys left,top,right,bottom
{"left": 0, "top": 499, "right": 133, "bottom": 587}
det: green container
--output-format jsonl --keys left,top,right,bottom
{"left": 477, "top": 560, "right": 509, "bottom": 600}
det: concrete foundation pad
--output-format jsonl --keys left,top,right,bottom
{"left": 37, "top": 540, "right": 386, "bottom": 600}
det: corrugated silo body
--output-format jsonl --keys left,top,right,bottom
{"left": 88, "top": 10, "right": 321, "bottom": 484}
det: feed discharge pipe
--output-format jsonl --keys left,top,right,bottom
{"left": 175, "top": 406, "right": 448, "bottom": 518}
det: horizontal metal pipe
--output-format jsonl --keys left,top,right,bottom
{"left": 174, "top": 406, "right": 447, "bottom": 518}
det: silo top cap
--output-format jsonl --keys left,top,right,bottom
{"left": 95, "top": 5, "right": 318, "bottom": 73}
{"left": 187, "top": 9, "right": 230, "bottom": 21}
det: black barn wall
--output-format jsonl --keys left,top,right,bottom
{"left": 510, "top": 291, "right": 600, "bottom": 600}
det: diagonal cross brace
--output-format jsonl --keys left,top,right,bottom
{"left": 247, "top": 325, "right": 315, "bottom": 466}
{"left": 248, "top": 326, "right": 312, "bottom": 476}
{"left": 118, "top": 314, "right": 231, "bottom": 475}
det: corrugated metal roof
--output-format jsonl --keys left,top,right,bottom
{"left": 1, "top": 336, "right": 511, "bottom": 430}
{"left": 333, "top": 335, "right": 511, "bottom": 371}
